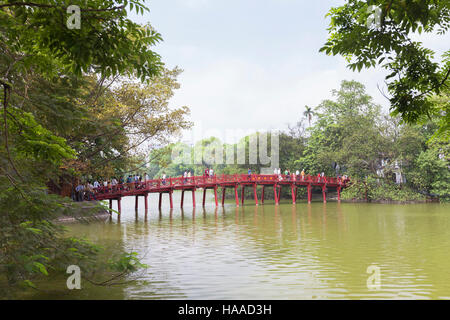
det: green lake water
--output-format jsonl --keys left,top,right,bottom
{"left": 24, "top": 191, "right": 450, "bottom": 299}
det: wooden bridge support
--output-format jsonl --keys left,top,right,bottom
{"left": 322, "top": 185, "right": 327, "bottom": 204}
{"left": 214, "top": 187, "right": 218, "bottom": 207}
{"left": 169, "top": 190, "right": 173, "bottom": 209}
{"left": 181, "top": 190, "right": 185, "bottom": 208}
{"left": 253, "top": 184, "right": 258, "bottom": 206}
{"left": 192, "top": 189, "right": 196, "bottom": 208}
{"left": 221, "top": 188, "right": 226, "bottom": 206}
{"left": 109, "top": 199, "right": 112, "bottom": 215}
{"left": 291, "top": 184, "right": 296, "bottom": 204}
{"left": 273, "top": 184, "right": 279, "bottom": 205}
{"left": 337, "top": 186, "right": 341, "bottom": 202}
{"left": 158, "top": 192, "right": 162, "bottom": 209}
{"left": 235, "top": 186, "right": 239, "bottom": 207}
{"left": 261, "top": 186, "right": 265, "bottom": 204}
{"left": 135, "top": 195, "right": 139, "bottom": 211}
{"left": 144, "top": 194, "right": 148, "bottom": 211}
{"left": 202, "top": 188, "right": 207, "bottom": 207}
{"left": 117, "top": 197, "right": 121, "bottom": 220}
{"left": 307, "top": 184, "right": 312, "bottom": 204}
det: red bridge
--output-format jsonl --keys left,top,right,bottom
{"left": 90, "top": 174, "right": 349, "bottom": 215}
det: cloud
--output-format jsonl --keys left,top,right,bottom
{"left": 168, "top": 53, "right": 390, "bottom": 143}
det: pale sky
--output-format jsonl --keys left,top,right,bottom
{"left": 130, "top": 0, "right": 449, "bottom": 143}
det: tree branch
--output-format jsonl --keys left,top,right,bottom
{"left": 0, "top": 2, "right": 125, "bottom": 12}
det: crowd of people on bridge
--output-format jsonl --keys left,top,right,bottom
{"left": 73, "top": 168, "right": 349, "bottom": 202}
{"left": 74, "top": 173, "right": 150, "bottom": 201}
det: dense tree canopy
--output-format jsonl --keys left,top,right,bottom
{"left": 147, "top": 80, "right": 449, "bottom": 202}
{"left": 321, "top": 0, "right": 450, "bottom": 133}
{"left": 0, "top": 0, "right": 191, "bottom": 295}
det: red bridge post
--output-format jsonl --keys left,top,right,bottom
{"left": 291, "top": 184, "right": 296, "bottom": 204}
{"left": 221, "top": 188, "right": 226, "bottom": 206}
{"left": 234, "top": 186, "right": 239, "bottom": 207}
{"left": 181, "top": 190, "right": 185, "bottom": 208}
{"left": 214, "top": 186, "right": 218, "bottom": 207}
{"left": 117, "top": 197, "right": 121, "bottom": 220}
{"left": 307, "top": 184, "right": 312, "bottom": 204}
{"left": 261, "top": 186, "right": 265, "bottom": 204}
{"left": 253, "top": 184, "right": 258, "bottom": 206}
{"left": 192, "top": 189, "right": 196, "bottom": 208}
{"left": 158, "top": 193, "right": 162, "bottom": 210}
{"left": 273, "top": 184, "right": 279, "bottom": 205}
{"left": 144, "top": 194, "right": 148, "bottom": 211}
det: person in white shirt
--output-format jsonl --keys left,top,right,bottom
{"left": 93, "top": 180, "right": 100, "bottom": 188}
{"left": 209, "top": 168, "right": 214, "bottom": 177}
{"left": 111, "top": 178, "right": 118, "bottom": 185}
{"left": 274, "top": 168, "right": 277, "bottom": 175}
{"left": 144, "top": 173, "right": 149, "bottom": 181}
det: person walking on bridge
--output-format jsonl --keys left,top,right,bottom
{"left": 127, "top": 175, "right": 133, "bottom": 191}
{"left": 301, "top": 169, "right": 305, "bottom": 181}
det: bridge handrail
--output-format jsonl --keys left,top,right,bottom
{"left": 90, "top": 174, "right": 348, "bottom": 197}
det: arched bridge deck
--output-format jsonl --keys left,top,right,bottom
{"left": 89, "top": 174, "right": 349, "bottom": 215}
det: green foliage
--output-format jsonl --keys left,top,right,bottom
{"left": 109, "top": 252, "right": 148, "bottom": 273}
{"left": 0, "top": 0, "right": 163, "bottom": 81}
{"left": 321, "top": 0, "right": 450, "bottom": 133}
{"left": 342, "top": 177, "right": 426, "bottom": 202}
{"left": 409, "top": 141, "right": 450, "bottom": 201}
{"left": 0, "top": 0, "right": 191, "bottom": 295}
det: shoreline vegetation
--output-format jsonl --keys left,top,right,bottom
{"left": 144, "top": 81, "right": 449, "bottom": 204}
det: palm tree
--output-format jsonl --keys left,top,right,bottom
{"left": 303, "top": 105, "right": 314, "bottom": 126}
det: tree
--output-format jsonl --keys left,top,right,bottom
{"left": 300, "top": 81, "right": 388, "bottom": 178}
{"left": 303, "top": 105, "right": 314, "bottom": 126}
{"left": 0, "top": 0, "right": 190, "bottom": 293}
{"left": 321, "top": 0, "right": 450, "bottom": 133}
